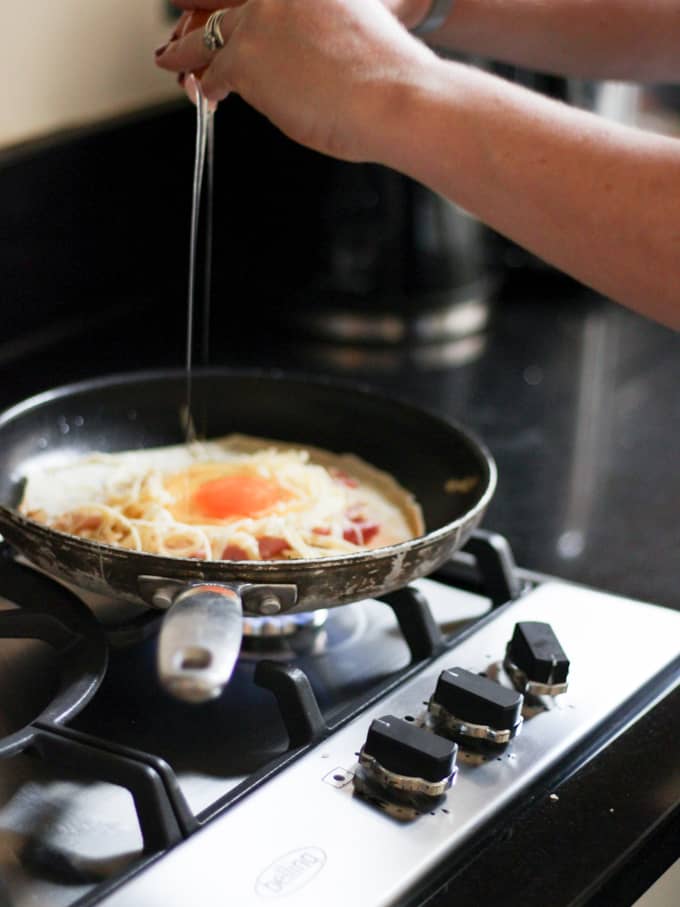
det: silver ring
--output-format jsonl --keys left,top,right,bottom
{"left": 411, "top": 0, "right": 455, "bottom": 36}
{"left": 203, "top": 10, "right": 227, "bottom": 52}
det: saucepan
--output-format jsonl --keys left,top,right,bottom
{"left": 0, "top": 370, "right": 496, "bottom": 703}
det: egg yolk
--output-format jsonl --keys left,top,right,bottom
{"left": 193, "top": 473, "right": 288, "bottom": 519}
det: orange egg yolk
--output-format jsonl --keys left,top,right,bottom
{"left": 192, "top": 473, "right": 290, "bottom": 520}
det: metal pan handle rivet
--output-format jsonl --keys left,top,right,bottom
{"left": 255, "top": 593, "right": 282, "bottom": 616}
{"left": 151, "top": 589, "right": 175, "bottom": 610}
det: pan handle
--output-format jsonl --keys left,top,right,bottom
{"left": 157, "top": 584, "right": 243, "bottom": 704}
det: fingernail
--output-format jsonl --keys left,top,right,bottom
{"left": 177, "top": 72, "right": 186, "bottom": 86}
{"left": 154, "top": 43, "right": 169, "bottom": 57}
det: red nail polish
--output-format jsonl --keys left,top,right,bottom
{"left": 178, "top": 72, "right": 186, "bottom": 86}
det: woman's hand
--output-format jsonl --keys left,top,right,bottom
{"left": 155, "top": 0, "right": 437, "bottom": 162}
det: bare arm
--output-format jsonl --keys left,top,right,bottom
{"left": 381, "top": 60, "right": 680, "bottom": 326}
{"left": 391, "top": 0, "right": 680, "bottom": 82}
{"left": 158, "top": 0, "right": 680, "bottom": 328}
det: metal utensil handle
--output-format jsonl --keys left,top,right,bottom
{"left": 157, "top": 584, "right": 243, "bottom": 704}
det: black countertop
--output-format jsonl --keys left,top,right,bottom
{"left": 2, "top": 272, "right": 678, "bottom": 612}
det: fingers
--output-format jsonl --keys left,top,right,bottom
{"left": 198, "top": 60, "right": 233, "bottom": 104}
{"left": 200, "top": 50, "right": 236, "bottom": 103}
{"left": 183, "top": 72, "right": 223, "bottom": 110}
{"left": 155, "top": 9, "right": 241, "bottom": 75}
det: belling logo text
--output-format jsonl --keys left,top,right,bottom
{"left": 255, "top": 847, "right": 326, "bottom": 898}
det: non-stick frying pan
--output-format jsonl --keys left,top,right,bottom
{"left": 0, "top": 370, "right": 496, "bottom": 703}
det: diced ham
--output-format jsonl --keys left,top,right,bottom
{"left": 331, "top": 469, "right": 359, "bottom": 488}
{"left": 221, "top": 544, "right": 249, "bottom": 561}
{"left": 312, "top": 526, "right": 331, "bottom": 536}
{"left": 257, "top": 536, "right": 289, "bottom": 559}
{"left": 343, "top": 521, "right": 380, "bottom": 546}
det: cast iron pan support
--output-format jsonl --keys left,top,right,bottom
{"left": 252, "top": 589, "right": 448, "bottom": 749}
{"left": 437, "top": 529, "right": 522, "bottom": 607}
{"left": 381, "top": 586, "right": 445, "bottom": 661}
{"left": 254, "top": 661, "right": 329, "bottom": 748}
{"left": 465, "top": 529, "right": 522, "bottom": 606}
{"left": 28, "top": 722, "right": 198, "bottom": 852}
{"left": 0, "top": 545, "right": 198, "bottom": 868}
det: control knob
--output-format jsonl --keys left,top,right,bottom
{"left": 428, "top": 667, "right": 523, "bottom": 745}
{"left": 504, "top": 621, "right": 570, "bottom": 696}
{"left": 354, "top": 715, "right": 457, "bottom": 813}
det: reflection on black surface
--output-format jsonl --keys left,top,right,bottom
{"left": 555, "top": 311, "right": 617, "bottom": 562}
{"left": 22, "top": 821, "right": 138, "bottom": 886}
{"left": 299, "top": 334, "right": 488, "bottom": 375}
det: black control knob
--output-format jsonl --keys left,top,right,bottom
{"left": 355, "top": 716, "right": 457, "bottom": 813}
{"left": 428, "top": 667, "right": 523, "bottom": 745}
{"left": 362, "top": 715, "right": 457, "bottom": 783}
{"left": 505, "top": 621, "right": 570, "bottom": 695}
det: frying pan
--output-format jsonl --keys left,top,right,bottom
{"left": 0, "top": 370, "right": 496, "bottom": 703}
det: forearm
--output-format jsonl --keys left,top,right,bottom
{"left": 157, "top": 0, "right": 680, "bottom": 327}
{"left": 412, "top": 0, "right": 680, "bottom": 82}
{"left": 375, "top": 59, "right": 680, "bottom": 326}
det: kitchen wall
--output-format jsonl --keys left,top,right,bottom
{"left": 0, "top": 0, "right": 324, "bottom": 348}
{"left": 1, "top": 0, "right": 180, "bottom": 149}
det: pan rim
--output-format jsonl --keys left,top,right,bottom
{"left": 0, "top": 367, "right": 497, "bottom": 570}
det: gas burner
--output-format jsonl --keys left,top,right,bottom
{"left": 242, "top": 609, "right": 329, "bottom": 640}
{"left": 239, "top": 606, "right": 365, "bottom": 660}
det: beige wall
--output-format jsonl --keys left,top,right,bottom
{"left": 1, "top": 0, "right": 182, "bottom": 149}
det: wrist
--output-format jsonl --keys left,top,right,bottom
{"left": 366, "top": 56, "right": 461, "bottom": 175}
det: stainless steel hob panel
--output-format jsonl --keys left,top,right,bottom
{"left": 100, "top": 581, "right": 680, "bottom": 907}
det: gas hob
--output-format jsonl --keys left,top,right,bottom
{"left": 0, "top": 532, "right": 678, "bottom": 907}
